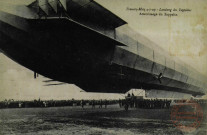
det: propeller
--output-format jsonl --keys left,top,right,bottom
{"left": 153, "top": 73, "right": 163, "bottom": 84}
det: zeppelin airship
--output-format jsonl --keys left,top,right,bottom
{"left": 0, "top": 0, "right": 206, "bottom": 96}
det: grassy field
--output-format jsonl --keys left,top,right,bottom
{"left": 0, "top": 104, "right": 206, "bottom": 135}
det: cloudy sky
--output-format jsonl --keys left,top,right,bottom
{"left": 0, "top": 0, "right": 207, "bottom": 100}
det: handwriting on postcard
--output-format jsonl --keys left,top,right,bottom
{"left": 126, "top": 7, "right": 191, "bottom": 17}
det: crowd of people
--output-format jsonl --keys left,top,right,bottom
{"left": 0, "top": 97, "right": 207, "bottom": 110}
{"left": 119, "top": 98, "right": 172, "bottom": 109}
{"left": 118, "top": 93, "right": 172, "bottom": 109}
{"left": 119, "top": 93, "right": 207, "bottom": 110}
{"left": 0, "top": 99, "right": 117, "bottom": 109}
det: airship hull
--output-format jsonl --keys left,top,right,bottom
{"left": 0, "top": 0, "right": 206, "bottom": 96}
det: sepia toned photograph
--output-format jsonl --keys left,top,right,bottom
{"left": 0, "top": 0, "right": 207, "bottom": 134}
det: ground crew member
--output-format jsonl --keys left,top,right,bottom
{"left": 92, "top": 99, "right": 95, "bottom": 108}
{"left": 99, "top": 99, "right": 103, "bottom": 108}
{"left": 104, "top": 99, "right": 107, "bottom": 108}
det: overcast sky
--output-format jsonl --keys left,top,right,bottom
{"left": 0, "top": 0, "right": 206, "bottom": 100}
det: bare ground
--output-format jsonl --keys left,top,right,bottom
{"left": 0, "top": 104, "right": 206, "bottom": 135}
